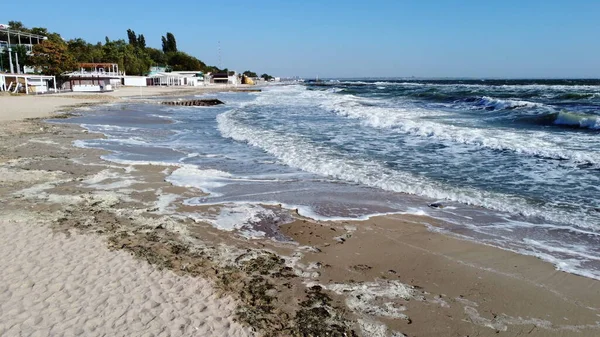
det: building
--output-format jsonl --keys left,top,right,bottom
{"left": 148, "top": 72, "right": 185, "bottom": 86}
{"left": 0, "top": 73, "right": 56, "bottom": 94}
{"left": 147, "top": 71, "right": 205, "bottom": 87}
{"left": 63, "top": 63, "right": 122, "bottom": 92}
{"left": 208, "top": 72, "right": 239, "bottom": 85}
{"left": 148, "top": 66, "right": 169, "bottom": 76}
{"left": 123, "top": 76, "right": 147, "bottom": 87}
{"left": 0, "top": 23, "right": 48, "bottom": 73}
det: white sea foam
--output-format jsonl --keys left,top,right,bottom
{"left": 325, "top": 280, "right": 414, "bottom": 319}
{"left": 210, "top": 204, "right": 267, "bottom": 232}
{"left": 554, "top": 111, "right": 600, "bottom": 129}
{"left": 217, "top": 107, "right": 598, "bottom": 229}
{"left": 80, "top": 124, "right": 141, "bottom": 132}
{"left": 476, "top": 96, "right": 547, "bottom": 110}
{"left": 185, "top": 203, "right": 289, "bottom": 239}
{"left": 312, "top": 89, "right": 600, "bottom": 165}
{"left": 166, "top": 166, "right": 232, "bottom": 196}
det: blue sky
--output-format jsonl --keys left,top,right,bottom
{"left": 3, "top": 0, "right": 600, "bottom": 78}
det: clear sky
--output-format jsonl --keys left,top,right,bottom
{"left": 3, "top": 0, "right": 600, "bottom": 78}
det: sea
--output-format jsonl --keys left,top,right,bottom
{"left": 58, "top": 79, "right": 600, "bottom": 280}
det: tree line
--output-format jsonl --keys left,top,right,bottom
{"left": 2, "top": 20, "right": 273, "bottom": 80}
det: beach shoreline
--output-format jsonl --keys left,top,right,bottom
{"left": 1, "top": 90, "right": 599, "bottom": 336}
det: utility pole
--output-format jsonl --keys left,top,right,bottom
{"left": 218, "top": 40, "right": 222, "bottom": 70}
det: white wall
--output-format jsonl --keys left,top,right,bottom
{"left": 73, "top": 85, "right": 102, "bottom": 92}
{"left": 123, "top": 76, "right": 147, "bottom": 87}
{"left": 28, "top": 79, "right": 48, "bottom": 93}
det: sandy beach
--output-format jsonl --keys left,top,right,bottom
{"left": 1, "top": 89, "right": 600, "bottom": 337}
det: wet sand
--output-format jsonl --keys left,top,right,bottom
{"left": 0, "top": 92, "right": 599, "bottom": 336}
{"left": 0, "top": 85, "right": 257, "bottom": 121}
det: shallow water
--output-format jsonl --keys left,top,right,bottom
{"left": 58, "top": 80, "right": 600, "bottom": 280}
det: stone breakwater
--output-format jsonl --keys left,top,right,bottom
{"left": 161, "top": 99, "right": 224, "bottom": 106}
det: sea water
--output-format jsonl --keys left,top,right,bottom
{"left": 59, "top": 79, "right": 600, "bottom": 280}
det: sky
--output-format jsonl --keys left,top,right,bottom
{"left": 3, "top": 0, "right": 600, "bottom": 78}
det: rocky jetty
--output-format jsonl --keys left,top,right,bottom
{"left": 161, "top": 99, "right": 224, "bottom": 106}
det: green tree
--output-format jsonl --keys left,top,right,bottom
{"left": 147, "top": 47, "right": 167, "bottom": 66}
{"left": 29, "top": 27, "right": 49, "bottom": 36}
{"left": 5, "top": 22, "right": 225, "bottom": 77}
{"left": 205, "top": 65, "right": 221, "bottom": 73}
{"left": 261, "top": 73, "right": 274, "bottom": 81}
{"left": 30, "top": 40, "right": 77, "bottom": 76}
{"left": 161, "top": 32, "right": 177, "bottom": 53}
{"left": 243, "top": 70, "right": 258, "bottom": 77}
{"left": 11, "top": 45, "right": 29, "bottom": 72}
{"left": 126, "top": 29, "right": 137, "bottom": 48}
{"left": 0, "top": 50, "right": 10, "bottom": 72}
{"left": 166, "top": 51, "right": 204, "bottom": 71}
{"left": 7, "top": 21, "right": 27, "bottom": 32}
{"left": 137, "top": 34, "right": 146, "bottom": 49}
{"left": 67, "top": 38, "right": 103, "bottom": 63}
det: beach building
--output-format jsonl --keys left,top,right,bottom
{"left": 147, "top": 71, "right": 204, "bottom": 87}
{"left": 148, "top": 72, "right": 185, "bottom": 86}
{"left": 148, "top": 66, "right": 169, "bottom": 76}
{"left": 172, "top": 71, "right": 205, "bottom": 86}
{"left": 0, "top": 73, "right": 56, "bottom": 94}
{"left": 208, "top": 72, "right": 239, "bottom": 85}
{"left": 63, "top": 63, "right": 122, "bottom": 92}
{"left": 123, "top": 76, "right": 148, "bottom": 87}
{"left": 0, "top": 23, "right": 48, "bottom": 73}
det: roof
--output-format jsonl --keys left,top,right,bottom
{"left": 171, "top": 71, "right": 203, "bottom": 76}
{"left": 64, "top": 72, "right": 121, "bottom": 79}
{"left": 148, "top": 72, "right": 187, "bottom": 78}
{"left": 211, "top": 72, "right": 229, "bottom": 78}
{"left": 78, "top": 63, "right": 118, "bottom": 68}
{"left": 0, "top": 73, "right": 55, "bottom": 80}
{"left": 0, "top": 27, "right": 49, "bottom": 41}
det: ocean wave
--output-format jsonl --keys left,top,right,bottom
{"left": 553, "top": 111, "right": 600, "bottom": 130}
{"left": 337, "top": 81, "right": 600, "bottom": 92}
{"left": 554, "top": 92, "right": 600, "bottom": 100}
{"left": 80, "top": 124, "right": 142, "bottom": 134}
{"left": 316, "top": 92, "right": 600, "bottom": 165}
{"left": 474, "top": 96, "right": 548, "bottom": 110}
{"left": 216, "top": 109, "right": 597, "bottom": 229}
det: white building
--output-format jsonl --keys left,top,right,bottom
{"left": 63, "top": 63, "right": 122, "bottom": 92}
{"left": 123, "top": 76, "right": 147, "bottom": 87}
{"left": 148, "top": 71, "right": 205, "bottom": 86}
{"left": 208, "top": 72, "right": 239, "bottom": 85}
{"left": 0, "top": 23, "right": 49, "bottom": 74}
{"left": 0, "top": 73, "right": 56, "bottom": 94}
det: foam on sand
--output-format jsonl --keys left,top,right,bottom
{"left": 166, "top": 166, "right": 232, "bottom": 196}
{"left": 0, "top": 219, "right": 254, "bottom": 337}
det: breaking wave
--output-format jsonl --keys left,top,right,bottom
{"left": 216, "top": 108, "right": 595, "bottom": 229}
{"left": 553, "top": 111, "right": 600, "bottom": 130}
{"left": 473, "top": 96, "right": 547, "bottom": 111}
{"left": 315, "top": 91, "right": 600, "bottom": 165}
